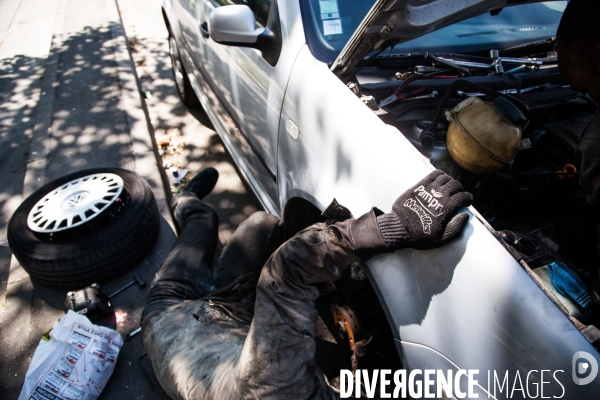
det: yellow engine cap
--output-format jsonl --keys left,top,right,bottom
{"left": 446, "top": 97, "right": 522, "bottom": 174}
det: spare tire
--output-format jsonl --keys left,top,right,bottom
{"left": 8, "top": 168, "right": 159, "bottom": 289}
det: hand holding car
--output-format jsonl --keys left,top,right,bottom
{"left": 377, "top": 170, "right": 473, "bottom": 251}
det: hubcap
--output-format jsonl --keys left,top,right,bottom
{"left": 27, "top": 173, "right": 124, "bottom": 233}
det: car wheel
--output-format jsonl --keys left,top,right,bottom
{"left": 7, "top": 168, "right": 160, "bottom": 289}
{"left": 169, "top": 36, "right": 199, "bottom": 106}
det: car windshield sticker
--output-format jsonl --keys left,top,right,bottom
{"left": 323, "top": 19, "right": 343, "bottom": 36}
{"left": 319, "top": 0, "right": 339, "bottom": 19}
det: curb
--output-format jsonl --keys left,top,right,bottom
{"left": 105, "top": 0, "right": 175, "bottom": 230}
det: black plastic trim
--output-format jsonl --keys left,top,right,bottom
{"left": 256, "top": 0, "right": 282, "bottom": 66}
{"left": 200, "top": 21, "right": 210, "bottom": 39}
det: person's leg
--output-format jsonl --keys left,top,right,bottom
{"left": 142, "top": 192, "right": 219, "bottom": 326}
{"left": 142, "top": 169, "right": 220, "bottom": 328}
{"left": 212, "top": 211, "right": 284, "bottom": 288}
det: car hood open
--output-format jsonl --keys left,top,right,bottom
{"left": 330, "top": 0, "right": 546, "bottom": 78}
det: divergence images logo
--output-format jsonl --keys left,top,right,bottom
{"left": 572, "top": 351, "right": 598, "bottom": 385}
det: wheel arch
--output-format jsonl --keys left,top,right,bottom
{"left": 162, "top": 7, "right": 173, "bottom": 37}
{"left": 161, "top": 1, "right": 181, "bottom": 40}
{"left": 282, "top": 196, "right": 325, "bottom": 239}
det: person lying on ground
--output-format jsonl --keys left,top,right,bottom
{"left": 140, "top": 166, "right": 472, "bottom": 399}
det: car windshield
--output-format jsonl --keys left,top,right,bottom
{"left": 300, "top": 1, "right": 567, "bottom": 65}
{"left": 300, "top": 0, "right": 377, "bottom": 63}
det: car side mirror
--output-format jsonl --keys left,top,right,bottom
{"left": 209, "top": 5, "right": 264, "bottom": 45}
{"left": 209, "top": 4, "right": 282, "bottom": 66}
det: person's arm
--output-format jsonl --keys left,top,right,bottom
{"left": 235, "top": 220, "right": 359, "bottom": 399}
{"left": 234, "top": 170, "right": 472, "bottom": 399}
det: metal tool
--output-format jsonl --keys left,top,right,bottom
{"left": 126, "top": 326, "right": 142, "bottom": 341}
{"left": 414, "top": 65, "right": 445, "bottom": 74}
{"left": 457, "top": 83, "right": 562, "bottom": 98}
{"left": 433, "top": 52, "right": 543, "bottom": 74}
{"left": 379, "top": 86, "right": 429, "bottom": 108}
{"left": 457, "top": 88, "right": 521, "bottom": 98}
{"left": 108, "top": 274, "right": 146, "bottom": 298}
{"left": 403, "top": 90, "right": 439, "bottom": 101}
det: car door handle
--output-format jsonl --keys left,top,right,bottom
{"left": 199, "top": 22, "right": 209, "bottom": 39}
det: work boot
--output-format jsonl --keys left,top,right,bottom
{"left": 184, "top": 167, "right": 219, "bottom": 199}
{"left": 171, "top": 168, "right": 219, "bottom": 234}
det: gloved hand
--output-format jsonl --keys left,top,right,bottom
{"left": 377, "top": 170, "right": 473, "bottom": 250}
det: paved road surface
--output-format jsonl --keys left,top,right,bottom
{"left": 0, "top": 0, "right": 259, "bottom": 398}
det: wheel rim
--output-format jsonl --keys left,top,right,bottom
{"left": 169, "top": 37, "right": 186, "bottom": 97}
{"left": 27, "top": 173, "right": 124, "bottom": 233}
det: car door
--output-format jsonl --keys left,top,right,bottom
{"left": 174, "top": 0, "right": 203, "bottom": 68}
{"left": 197, "top": 0, "right": 280, "bottom": 204}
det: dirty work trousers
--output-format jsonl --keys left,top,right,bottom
{"left": 142, "top": 191, "right": 285, "bottom": 326}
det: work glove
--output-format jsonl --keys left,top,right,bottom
{"left": 376, "top": 170, "right": 473, "bottom": 250}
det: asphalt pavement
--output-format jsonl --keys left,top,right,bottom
{"left": 0, "top": 0, "right": 259, "bottom": 398}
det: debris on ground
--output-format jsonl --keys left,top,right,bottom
{"left": 128, "top": 36, "right": 141, "bottom": 53}
{"left": 170, "top": 169, "right": 188, "bottom": 185}
{"left": 156, "top": 128, "right": 185, "bottom": 156}
{"left": 155, "top": 128, "right": 192, "bottom": 192}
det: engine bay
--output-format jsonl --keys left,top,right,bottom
{"left": 348, "top": 43, "right": 600, "bottom": 345}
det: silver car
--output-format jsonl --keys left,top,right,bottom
{"left": 162, "top": 0, "right": 599, "bottom": 398}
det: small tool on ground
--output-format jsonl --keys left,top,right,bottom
{"left": 109, "top": 274, "right": 146, "bottom": 298}
{"left": 126, "top": 326, "right": 142, "bottom": 341}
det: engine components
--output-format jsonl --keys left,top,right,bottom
{"left": 333, "top": 304, "right": 365, "bottom": 353}
{"left": 533, "top": 264, "right": 592, "bottom": 321}
{"left": 332, "top": 301, "right": 371, "bottom": 371}
{"left": 418, "top": 79, "right": 529, "bottom": 148}
{"left": 446, "top": 96, "right": 524, "bottom": 173}
{"left": 361, "top": 95, "right": 379, "bottom": 110}
{"left": 347, "top": 81, "right": 361, "bottom": 96}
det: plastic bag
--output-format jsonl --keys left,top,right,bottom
{"left": 18, "top": 310, "right": 123, "bottom": 400}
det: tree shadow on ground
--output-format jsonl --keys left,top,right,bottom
{"left": 0, "top": 24, "right": 172, "bottom": 399}
{"left": 126, "top": 35, "right": 262, "bottom": 245}
{"left": 1, "top": 19, "right": 270, "bottom": 399}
